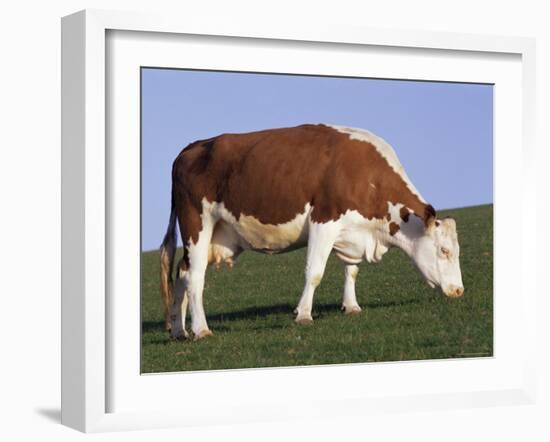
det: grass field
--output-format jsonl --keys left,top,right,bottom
{"left": 141, "top": 204, "right": 493, "bottom": 373}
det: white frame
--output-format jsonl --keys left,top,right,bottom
{"left": 61, "top": 9, "right": 537, "bottom": 433}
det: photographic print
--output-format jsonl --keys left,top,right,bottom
{"left": 140, "top": 68, "right": 493, "bottom": 373}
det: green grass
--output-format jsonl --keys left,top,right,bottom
{"left": 141, "top": 204, "right": 493, "bottom": 373}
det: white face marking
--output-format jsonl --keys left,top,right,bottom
{"left": 328, "top": 124, "right": 426, "bottom": 203}
{"left": 202, "top": 198, "right": 311, "bottom": 252}
{"left": 412, "top": 218, "right": 464, "bottom": 296}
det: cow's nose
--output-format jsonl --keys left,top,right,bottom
{"left": 446, "top": 286, "right": 464, "bottom": 297}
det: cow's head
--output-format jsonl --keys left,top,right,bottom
{"left": 412, "top": 214, "right": 464, "bottom": 297}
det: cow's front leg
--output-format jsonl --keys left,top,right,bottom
{"left": 341, "top": 264, "right": 362, "bottom": 315}
{"left": 295, "top": 221, "right": 340, "bottom": 324}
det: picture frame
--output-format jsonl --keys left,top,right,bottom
{"left": 61, "top": 9, "right": 537, "bottom": 433}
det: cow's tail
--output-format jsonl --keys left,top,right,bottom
{"left": 159, "top": 192, "right": 177, "bottom": 332}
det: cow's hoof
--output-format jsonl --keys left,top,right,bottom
{"left": 295, "top": 316, "right": 314, "bottom": 325}
{"left": 193, "top": 329, "right": 214, "bottom": 341}
{"left": 342, "top": 305, "right": 362, "bottom": 316}
{"left": 171, "top": 329, "right": 190, "bottom": 341}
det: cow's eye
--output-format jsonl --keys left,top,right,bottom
{"left": 440, "top": 247, "right": 450, "bottom": 257}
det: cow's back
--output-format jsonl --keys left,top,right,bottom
{"left": 173, "top": 124, "right": 336, "bottom": 226}
{"left": 172, "top": 123, "right": 428, "bottom": 229}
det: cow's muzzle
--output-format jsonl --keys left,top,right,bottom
{"left": 444, "top": 285, "right": 464, "bottom": 298}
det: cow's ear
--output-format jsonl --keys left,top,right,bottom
{"left": 424, "top": 204, "right": 437, "bottom": 230}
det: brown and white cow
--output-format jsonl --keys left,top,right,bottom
{"left": 160, "top": 124, "right": 464, "bottom": 340}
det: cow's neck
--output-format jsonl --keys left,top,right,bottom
{"left": 385, "top": 216, "right": 425, "bottom": 257}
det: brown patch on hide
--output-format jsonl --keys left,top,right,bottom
{"left": 169, "top": 124, "right": 434, "bottom": 244}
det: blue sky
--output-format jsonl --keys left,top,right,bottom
{"left": 141, "top": 68, "right": 493, "bottom": 251}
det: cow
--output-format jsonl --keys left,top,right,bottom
{"left": 159, "top": 124, "right": 464, "bottom": 340}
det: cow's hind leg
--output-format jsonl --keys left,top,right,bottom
{"left": 177, "top": 262, "right": 190, "bottom": 335}
{"left": 185, "top": 215, "right": 216, "bottom": 340}
{"left": 170, "top": 201, "right": 216, "bottom": 340}
{"left": 295, "top": 221, "right": 340, "bottom": 324}
{"left": 170, "top": 277, "right": 189, "bottom": 339}
{"left": 168, "top": 257, "right": 190, "bottom": 339}
{"left": 341, "top": 264, "right": 362, "bottom": 315}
